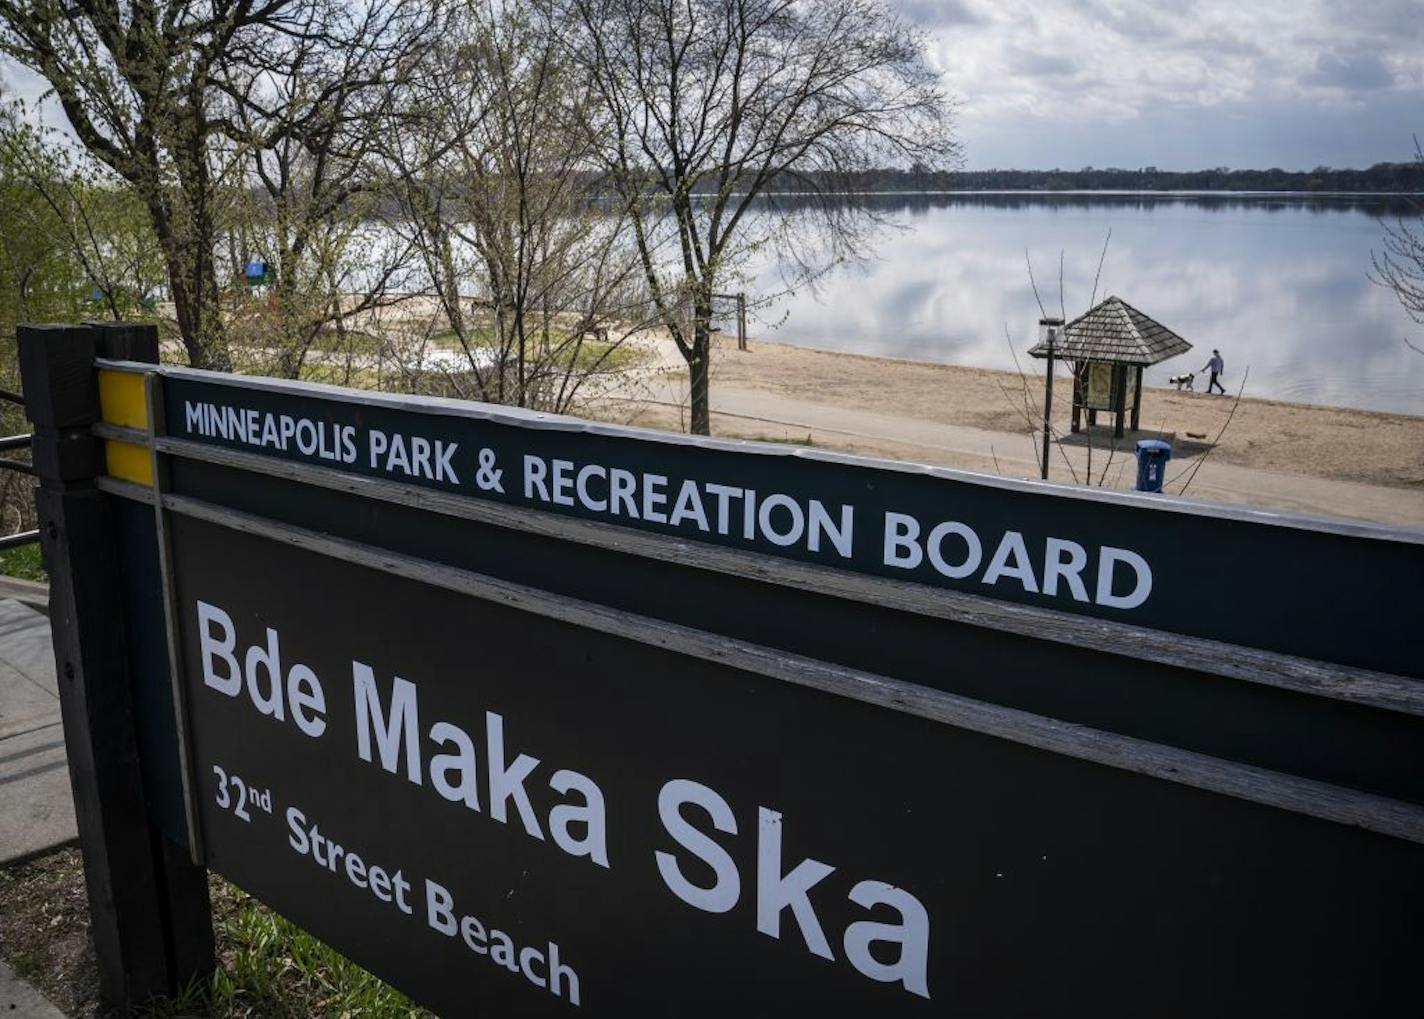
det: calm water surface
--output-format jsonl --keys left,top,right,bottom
{"left": 744, "top": 194, "right": 1424, "bottom": 415}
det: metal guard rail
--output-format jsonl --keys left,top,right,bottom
{"left": 0, "top": 403, "right": 39, "bottom": 546}
{"left": 0, "top": 529, "right": 39, "bottom": 550}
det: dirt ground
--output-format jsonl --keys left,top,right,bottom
{"left": 702, "top": 339, "right": 1424, "bottom": 489}
{"left": 590, "top": 334, "right": 1424, "bottom": 526}
{"left": 0, "top": 849, "right": 102, "bottom": 1017}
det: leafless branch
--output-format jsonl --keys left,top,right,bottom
{"left": 1171, "top": 366, "right": 1251, "bottom": 497}
{"left": 551, "top": 0, "right": 959, "bottom": 433}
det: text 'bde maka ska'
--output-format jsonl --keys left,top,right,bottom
{"left": 195, "top": 599, "right": 935, "bottom": 1001}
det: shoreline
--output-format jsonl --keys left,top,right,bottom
{"left": 743, "top": 188, "right": 1424, "bottom": 198}
{"left": 720, "top": 335, "right": 1424, "bottom": 422}
{"left": 595, "top": 334, "right": 1424, "bottom": 528}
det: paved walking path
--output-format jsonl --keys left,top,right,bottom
{"left": 0, "top": 957, "right": 66, "bottom": 1018}
{"left": 0, "top": 597, "right": 76, "bottom": 867}
{"left": 605, "top": 376, "right": 1424, "bottom": 528}
{"left": 0, "top": 595, "right": 73, "bottom": 1016}
{"left": 0, "top": 577, "right": 49, "bottom": 617}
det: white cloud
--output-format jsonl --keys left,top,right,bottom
{"left": 4, "top": 2, "right": 1420, "bottom": 171}
{"left": 900, "top": 0, "right": 1424, "bottom": 168}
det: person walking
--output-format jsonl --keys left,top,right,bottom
{"left": 1202, "top": 349, "right": 1226, "bottom": 394}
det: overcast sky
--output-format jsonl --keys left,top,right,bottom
{"left": 3, "top": 0, "right": 1419, "bottom": 173}
{"left": 902, "top": 0, "right": 1423, "bottom": 170}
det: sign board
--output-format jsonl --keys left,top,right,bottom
{"left": 1085, "top": 362, "right": 1114, "bottom": 409}
{"left": 152, "top": 371, "right": 1420, "bottom": 677}
{"left": 1083, "top": 364, "right": 1139, "bottom": 413}
{"left": 43, "top": 351, "right": 1424, "bottom": 1015}
{"left": 169, "top": 515, "right": 1422, "bottom": 1015}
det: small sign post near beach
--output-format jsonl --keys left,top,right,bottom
{"left": 17, "top": 322, "right": 1424, "bottom": 1015}
{"left": 1034, "top": 296, "right": 1191, "bottom": 438}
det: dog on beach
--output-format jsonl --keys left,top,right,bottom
{"left": 1169, "top": 371, "right": 1196, "bottom": 391}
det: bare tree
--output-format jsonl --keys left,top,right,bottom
{"left": 219, "top": 0, "right": 434, "bottom": 379}
{"left": 1371, "top": 139, "right": 1424, "bottom": 356}
{"left": 553, "top": 0, "right": 957, "bottom": 434}
{"left": 0, "top": 0, "right": 428, "bottom": 373}
{"left": 0, "top": 106, "right": 168, "bottom": 323}
{"left": 386, "top": 0, "right": 653, "bottom": 413}
{"left": 0, "top": 0, "right": 329, "bottom": 367}
{"left": 0, "top": 102, "right": 111, "bottom": 540}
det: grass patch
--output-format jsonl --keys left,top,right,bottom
{"left": 567, "top": 336, "right": 647, "bottom": 373}
{"left": 428, "top": 327, "right": 490, "bottom": 350}
{"left": 296, "top": 360, "right": 383, "bottom": 390}
{"left": 0, "top": 847, "right": 431, "bottom": 1018}
{"left": 0, "top": 540, "right": 45, "bottom": 581}
{"left": 0, "top": 848, "right": 99, "bottom": 1016}
{"left": 154, "top": 878, "right": 430, "bottom": 1018}
{"left": 430, "top": 329, "right": 648, "bottom": 373}
{"left": 740, "top": 432, "right": 817, "bottom": 447}
{"left": 306, "top": 327, "right": 385, "bottom": 357}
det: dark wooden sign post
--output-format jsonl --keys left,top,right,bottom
{"left": 17, "top": 322, "right": 1424, "bottom": 1015}
{"left": 19, "top": 324, "right": 212, "bottom": 1007}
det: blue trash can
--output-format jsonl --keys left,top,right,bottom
{"left": 1134, "top": 439, "right": 1172, "bottom": 493}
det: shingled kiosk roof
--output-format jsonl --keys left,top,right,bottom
{"left": 1028, "top": 295, "right": 1192, "bottom": 366}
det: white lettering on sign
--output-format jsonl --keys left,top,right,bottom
{"left": 1095, "top": 546, "right": 1154, "bottom": 609}
{"left": 349, "top": 662, "right": 608, "bottom": 867}
{"left": 194, "top": 599, "right": 936, "bottom": 999}
{"left": 655, "top": 779, "right": 740, "bottom": 913}
{"left": 757, "top": 806, "right": 836, "bottom": 959}
{"left": 180, "top": 396, "right": 1162, "bottom": 613}
{"left": 653, "top": 778, "right": 932, "bottom": 998}
{"left": 283, "top": 798, "right": 581, "bottom": 1005}
{"left": 425, "top": 878, "right": 581, "bottom": 1005}
{"left": 196, "top": 601, "right": 326, "bottom": 736}
{"left": 183, "top": 401, "right": 357, "bottom": 465}
{"left": 286, "top": 805, "right": 414, "bottom": 914}
{"left": 882, "top": 512, "right": 1152, "bottom": 609}
{"left": 522, "top": 454, "right": 854, "bottom": 561}
{"left": 367, "top": 429, "right": 459, "bottom": 483}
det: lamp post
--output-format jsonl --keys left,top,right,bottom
{"left": 1039, "top": 317, "right": 1063, "bottom": 480}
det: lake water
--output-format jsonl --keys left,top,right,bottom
{"left": 742, "top": 193, "right": 1424, "bottom": 416}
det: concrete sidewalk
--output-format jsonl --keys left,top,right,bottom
{"left": 0, "top": 576, "right": 49, "bottom": 617}
{"left": 0, "top": 593, "right": 75, "bottom": 1017}
{"left": 0, "top": 596, "right": 76, "bottom": 866}
{"left": 0, "top": 957, "right": 65, "bottom": 1018}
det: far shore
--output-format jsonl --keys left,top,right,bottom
{"left": 592, "top": 333, "right": 1424, "bottom": 528}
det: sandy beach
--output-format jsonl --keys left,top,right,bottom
{"left": 590, "top": 333, "right": 1424, "bottom": 528}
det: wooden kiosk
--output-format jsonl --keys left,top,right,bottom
{"left": 1029, "top": 296, "right": 1192, "bottom": 439}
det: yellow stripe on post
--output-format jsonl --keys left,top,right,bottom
{"left": 98, "top": 369, "right": 148, "bottom": 429}
{"left": 105, "top": 439, "right": 152, "bottom": 486}
{"left": 97, "top": 368, "right": 152, "bottom": 485}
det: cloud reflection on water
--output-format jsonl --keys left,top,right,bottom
{"left": 743, "top": 194, "right": 1424, "bottom": 415}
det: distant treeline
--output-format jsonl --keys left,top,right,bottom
{"left": 767, "top": 163, "right": 1424, "bottom": 193}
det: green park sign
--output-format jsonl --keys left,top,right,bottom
{"left": 16, "top": 322, "right": 1424, "bottom": 1016}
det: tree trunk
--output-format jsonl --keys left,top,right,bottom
{"left": 688, "top": 299, "right": 712, "bottom": 435}
{"left": 438, "top": 231, "right": 465, "bottom": 339}
{"left": 168, "top": 259, "right": 228, "bottom": 371}
{"left": 515, "top": 297, "right": 527, "bottom": 409}
{"left": 170, "top": 109, "right": 229, "bottom": 373}
{"left": 148, "top": 193, "right": 228, "bottom": 371}
{"left": 494, "top": 296, "right": 508, "bottom": 405}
